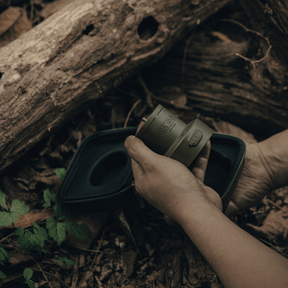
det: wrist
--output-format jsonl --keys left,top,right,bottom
{"left": 175, "top": 196, "right": 219, "bottom": 229}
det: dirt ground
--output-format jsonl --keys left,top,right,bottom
{"left": 0, "top": 1, "right": 288, "bottom": 287}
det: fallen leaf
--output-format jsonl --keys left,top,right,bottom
{"left": 66, "top": 211, "right": 111, "bottom": 249}
{"left": 0, "top": 208, "right": 55, "bottom": 229}
{"left": 40, "top": 0, "right": 74, "bottom": 19}
{"left": 246, "top": 206, "right": 288, "bottom": 246}
{"left": 112, "top": 209, "right": 136, "bottom": 245}
{"left": 211, "top": 31, "right": 233, "bottom": 43}
{"left": 120, "top": 249, "right": 137, "bottom": 277}
{"left": 0, "top": 8, "right": 32, "bottom": 48}
{"left": 0, "top": 7, "right": 22, "bottom": 36}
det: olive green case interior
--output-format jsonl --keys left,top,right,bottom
{"left": 58, "top": 127, "right": 245, "bottom": 212}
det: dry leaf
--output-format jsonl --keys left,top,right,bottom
{"left": 0, "top": 6, "right": 22, "bottom": 35}
{"left": 66, "top": 211, "right": 111, "bottom": 249}
{"left": 0, "top": 7, "right": 32, "bottom": 48}
{"left": 0, "top": 208, "right": 55, "bottom": 229}
{"left": 211, "top": 31, "right": 233, "bottom": 43}
{"left": 40, "top": 0, "right": 74, "bottom": 19}
{"left": 246, "top": 207, "right": 288, "bottom": 246}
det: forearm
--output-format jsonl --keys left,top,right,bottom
{"left": 179, "top": 202, "right": 288, "bottom": 288}
{"left": 258, "top": 129, "right": 288, "bottom": 189}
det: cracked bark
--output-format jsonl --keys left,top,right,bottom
{"left": 0, "top": 0, "right": 230, "bottom": 174}
{"left": 239, "top": 0, "right": 288, "bottom": 67}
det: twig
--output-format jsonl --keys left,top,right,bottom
{"left": 115, "top": 87, "right": 139, "bottom": 99}
{"left": 266, "top": 198, "right": 282, "bottom": 210}
{"left": 90, "top": 229, "right": 105, "bottom": 270}
{"left": 137, "top": 72, "right": 154, "bottom": 108}
{"left": 71, "top": 258, "right": 79, "bottom": 288}
{"left": 95, "top": 275, "right": 104, "bottom": 287}
{"left": 124, "top": 99, "right": 142, "bottom": 128}
{"left": 20, "top": 267, "right": 71, "bottom": 288}
{"left": 65, "top": 242, "right": 113, "bottom": 255}
{"left": 27, "top": 255, "right": 52, "bottom": 288}
{"left": 220, "top": 19, "right": 272, "bottom": 67}
{"left": 0, "top": 231, "right": 14, "bottom": 243}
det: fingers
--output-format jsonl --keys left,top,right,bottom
{"left": 124, "top": 136, "right": 156, "bottom": 172}
{"left": 191, "top": 140, "right": 211, "bottom": 182}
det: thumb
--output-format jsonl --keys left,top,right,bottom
{"left": 124, "top": 136, "right": 156, "bottom": 172}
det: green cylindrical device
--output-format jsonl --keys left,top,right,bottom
{"left": 136, "top": 105, "right": 214, "bottom": 167}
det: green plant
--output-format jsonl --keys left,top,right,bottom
{"left": 54, "top": 168, "right": 66, "bottom": 179}
{"left": 0, "top": 167, "right": 90, "bottom": 281}
{"left": 0, "top": 245, "right": 10, "bottom": 278}
{"left": 53, "top": 255, "right": 75, "bottom": 267}
{"left": 14, "top": 223, "right": 48, "bottom": 254}
{"left": 23, "top": 268, "right": 38, "bottom": 288}
{"left": 0, "top": 191, "right": 29, "bottom": 227}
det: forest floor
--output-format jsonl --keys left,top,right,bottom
{"left": 0, "top": 0, "right": 288, "bottom": 287}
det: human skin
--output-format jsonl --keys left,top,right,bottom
{"left": 124, "top": 131, "right": 288, "bottom": 288}
{"left": 226, "top": 129, "right": 288, "bottom": 215}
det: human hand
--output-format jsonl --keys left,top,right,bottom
{"left": 225, "top": 142, "right": 275, "bottom": 216}
{"left": 124, "top": 136, "right": 222, "bottom": 224}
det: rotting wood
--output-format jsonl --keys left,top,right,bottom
{"left": 0, "top": 0, "right": 231, "bottom": 174}
{"left": 239, "top": 0, "right": 288, "bottom": 68}
{"left": 141, "top": 24, "right": 288, "bottom": 138}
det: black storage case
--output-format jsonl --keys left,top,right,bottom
{"left": 58, "top": 127, "right": 245, "bottom": 213}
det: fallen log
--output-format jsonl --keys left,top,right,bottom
{"left": 0, "top": 0, "right": 230, "bottom": 174}
{"left": 239, "top": 0, "right": 288, "bottom": 67}
{"left": 141, "top": 19, "right": 288, "bottom": 138}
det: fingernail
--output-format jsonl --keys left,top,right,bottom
{"left": 124, "top": 136, "right": 135, "bottom": 148}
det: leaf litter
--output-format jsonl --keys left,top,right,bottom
{"left": 0, "top": 0, "right": 287, "bottom": 287}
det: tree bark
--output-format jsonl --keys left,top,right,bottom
{"left": 239, "top": 0, "right": 288, "bottom": 68}
{"left": 141, "top": 27, "right": 288, "bottom": 138}
{"left": 0, "top": 0, "right": 230, "bottom": 174}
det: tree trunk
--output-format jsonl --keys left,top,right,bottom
{"left": 239, "top": 0, "right": 288, "bottom": 68}
{"left": 141, "top": 24, "right": 288, "bottom": 138}
{"left": 0, "top": 0, "right": 230, "bottom": 174}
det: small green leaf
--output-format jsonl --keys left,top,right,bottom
{"left": 10, "top": 199, "right": 29, "bottom": 215}
{"left": 17, "top": 234, "right": 30, "bottom": 251}
{"left": 25, "top": 279, "right": 35, "bottom": 288}
{"left": 0, "top": 246, "right": 9, "bottom": 265}
{"left": 46, "top": 189, "right": 56, "bottom": 202}
{"left": 34, "top": 246, "right": 49, "bottom": 254}
{"left": 54, "top": 255, "right": 75, "bottom": 266}
{"left": 0, "top": 246, "right": 10, "bottom": 262}
{"left": 0, "top": 211, "right": 18, "bottom": 226}
{"left": 0, "top": 269, "right": 6, "bottom": 279}
{"left": 62, "top": 221, "right": 90, "bottom": 241}
{"left": 32, "top": 222, "right": 48, "bottom": 239}
{"left": 23, "top": 268, "right": 33, "bottom": 280}
{"left": 42, "top": 191, "right": 51, "bottom": 209}
{"left": 46, "top": 217, "right": 66, "bottom": 246}
{"left": 32, "top": 222, "right": 48, "bottom": 241}
{"left": 54, "top": 202, "right": 66, "bottom": 221}
{"left": 0, "top": 191, "right": 8, "bottom": 211}
{"left": 54, "top": 168, "right": 66, "bottom": 179}
{"left": 43, "top": 188, "right": 56, "bottom": 209}
{"left": 15, "top": 227, "right": 24, "bottom": 237}
{"left": 29, "top": 234, "right": 40, "bottom": 247}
